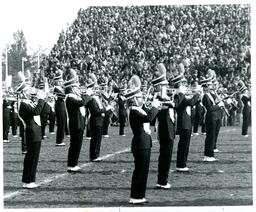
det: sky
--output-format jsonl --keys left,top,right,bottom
{"left": 0, "top": 0, "right": 89, "bottom": 53}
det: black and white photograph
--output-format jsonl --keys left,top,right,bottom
{"left": 0, "top": 0, "right": 254, "bottom": 211}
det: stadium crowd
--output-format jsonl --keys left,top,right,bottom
{"left": 44, "top": 4, "right": 250, "bottom": 92}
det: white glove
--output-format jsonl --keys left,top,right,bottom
{"left": 218, "top": 101, "right": 224, "bottom": 107}
{"left": 37, "top": 90, "right": 46, "bottom": 100}
{"left": 151, "top": 99, "right": 162, "bottom": 110}
{"left": 85, "top": 88, "right": 94, "bottom": 96}
{"left": 106, "top": 105, "right": 113, "bottom": 111}
{"left": 226, "top": 98, "right": 232, "bottom": 104}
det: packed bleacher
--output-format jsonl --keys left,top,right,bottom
{"left": 44, "top": 4, "right": 250, "bottom": 91}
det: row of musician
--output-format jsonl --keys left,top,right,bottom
{"left": 3, "top": 78, "right": 247, "bottom": 119}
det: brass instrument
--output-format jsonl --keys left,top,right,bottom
{"left": 213, "top": 90, "right": 230, "bottom": 117}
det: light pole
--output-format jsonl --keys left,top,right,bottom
{"left": 22, "top": 57, "right": 27, "bottom": 74}
{"left": 5, "top": 47, "right": 8, "bottom": 81}
{"left": 38, "top": 46, "right": 41, "bottom": 69}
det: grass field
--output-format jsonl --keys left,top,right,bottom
{"left": 3, "top": 125, "right": 253, "bottom": 209}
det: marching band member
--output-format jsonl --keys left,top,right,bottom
{"left": 3, "top": 92, "right": 11, "bottom": 143}
{"left": 125, "top": 75, "right": 161, "bottom": 204}
{"left": 238, "top": 81, "right": 251, "bottom": 137}
{"left": 201, "top": 71, "right": 224, "bottom": 162}
{"left": 49, "top": 69, "right": 64, "bottom": 136}
{"left": 210, "top": 76, "right": 223, "bottom": 153}
{"left": 64, "top": 69, "right": 92, "bottom": 172}
{"left": 99, "top": 76, "right": 112, "bottom": 138}
{"left": 151, "top": 63, "right": 175, "bottom": 189}
{"left": 56, "top": 70, "right": 70, "bottom": 137}
{"left": 38, "top": 79, "right": 51, "bottom": 140}
{"left": 54, "top": 86, "right": 67, "bottom": 146}
{"left": 192, "top": 81, "right": 206, "bottom": 135}
{"left": 86, "top": 73, "right": 111, "bottom": 162}
{"left": 172, "top": 63, "right": 200, "bottom": 171}
{"left": 53, "top": 69, "right": 69, "bottom": 146}
{"left": 15, "top": 71, "right": 46, "bottom": 189}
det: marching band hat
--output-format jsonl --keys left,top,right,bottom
{"left": 124, "top": 75, "right": 143, "bottom": 100}
{"left": 151, "top": 63, "right": 168, "bottom": 86}
{"left": 171, "top": 63, "right": 187, "bottom": 85}
{"left": 86, "top": 73, "right": 97, "bottom": 88}
{"left": 63, "top": 69, "right": 79, "bottom": 88}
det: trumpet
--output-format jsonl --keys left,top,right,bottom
{"left": 166, "top": 87, "right": 202, "bottom": 95}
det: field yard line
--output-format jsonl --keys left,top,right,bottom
{"left": 220, "top": 128, "right": 237, "bottom": 133}
{"left": 3, "top": 128, "right": 238, "bottom": 200}
{"left": 4, "top": 147, "right": 133, "bottom": 200}
{"left": 3, "top": 191, "right": 20, "bottom": 199}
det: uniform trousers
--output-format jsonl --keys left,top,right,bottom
{"left": 131, "top": 148, "right": 151, "bottom": 199}
{"left": 19, "top": 122, "right": 27, "bottom": 152}
{"left": 242, "top": 110, "right": 250, "bottom": 135}
{"left": 41, "top": 124, "right": 47, "bottom": 139}
{"left": 176, "top": 129, "right": 191, "bottom": 168}
{"left": 103, "top": 111, "right": 111, "bottom": 135}
{"left": 193, "top": 112, "right": 205, "bottom": 134}
{"left": 90, "top": 125, "right": 103, "bottom": 160}
{"left": 67, "top": 128, "right": 84, "bottom": 167}
{"left": 56, "top": 118, "right": 66, "bottom": 144}
{"left": 158, "top": 139, "right": 174, "bottom": 185}
{"left": 213, "top": 118, "right": 221, "bottom": 149}
{"left": 3, "top": 116, "right": 10, "bottom": 140}
{"left": 22, "top": 141, "right": 41, "bottom": 183}
{"left": 49, "top": 110, "right": 55, "bottom": 133}
{"left": 41, "top": 116, "right": 48, "bottom": 139}
{"left": 65, "top": 122, "right": 70, "bottom": 136}
{"left": 86, "top": 118, "right": 91, "bottom": 137}
{"left": 119, "top": 115, "right": 126, "bottom": 135}
{"left": 193, "top": 116, "right": 200, "bottom": 134}
{"left": 11, "top": 112, "right": 18, "bottom": 136}
{"left": 204, "top": 119, "right": 217, "bottom": 157}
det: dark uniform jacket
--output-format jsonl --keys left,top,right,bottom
{"left": 65, "top": 94, "right": 91, "bottom": 130}
{"left": 202, "top": 92, "right": 222, "bottom": 122}
{"left": 174, "top": 93, "right": 200, "bottom": 133}
{"left": 157, "top": 105, "right": 175, "bottom": 141}
{"left": 195, "top": 100, "right": 205, "bottom": 122}
{"left": 118, "top": 95, "right": 127, "bottom": 118}
{"left": 40, "top": 102, "right": 51, "bottom": 126}
{"left": 129, "top": 106, "right": 158, "bottom": 151}
{"left": 87, "top": 96, "right": 106, "bottom": 127}
{"left": 18, "top": 99, "right": 45, "bottom": 142}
